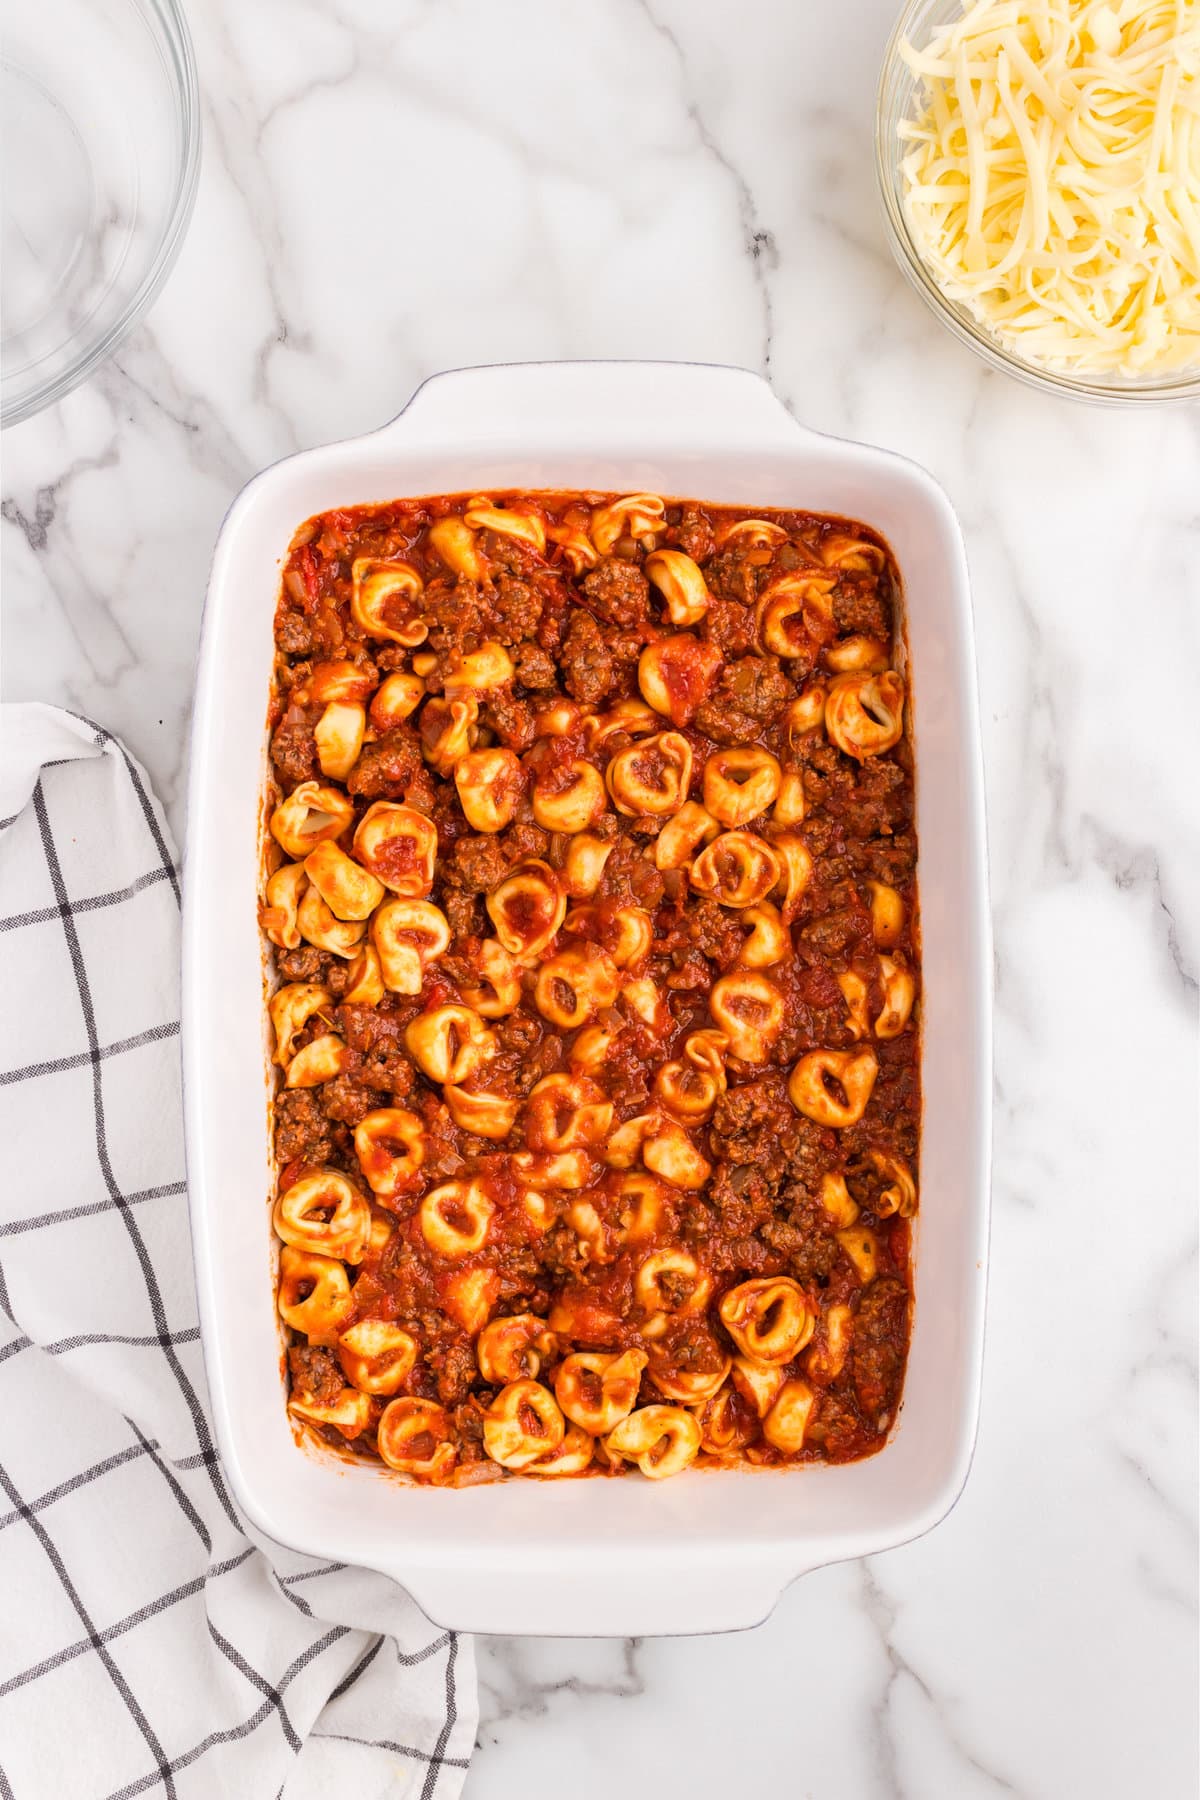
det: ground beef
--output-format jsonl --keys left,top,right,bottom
{"left": 838, "top": 760, "right": 911, "bottom": 840}
{"left": 703, "top": 549, "right": 756, "bottom": 606}
{"left": 443, "top": 889, "right": 484, "bottom": 938}
{"left": 703, "top": 596, "right": 758, "bottom": 658}
{"left": 481, "top": 688, "right": 537, "bottom": 752}
{"left": 338, "top": 1004, "right": 405, "bottom": 1055}
{"left": 288, "top": 1345, "right": 343, "bottom": 1404}
{"left": 773, "top": 1186, "right": 840, "bottom": 1285}
{"left": 425, "top": 578, "right": 484, "bottom": 651}
{"left": 274, "top": 1089, "right": 332, "bottom": 1165}
{"left": 710, "top": 1078, "right": 837, "bottom": 1198}
{"left": 325, "top": 962, "right": 352, "bottom": 999}
{"left": 276, "top": 659, "right": 313, "bottom": 695}
{"left": 704, "top": 1171, "right": 779, "bottom": 1264}
{"left": 801, "top": 906, "right": 873, "bottom": 957}
{"left": 603, "top": 1041, "right": 651, "bottom": 1115}
{"left": 274, "top": 944, "right": 330, "bottom": 982}
{"left": 712, "top": 1077, "right": 791, "bottom": 1160}
{"left": 597, "top": 838, "right": 665, "bottom": 910}
{"left": 495, "top": 1012, "right": 544, "bottom": 1055}
{"left": 452, "top": 1398, "right": 487, "bottom": 1455}
{"left": 560, "top": 609, "right": 615, "bottom": 705}
{"left": 695, "top": 656, "right": 794, "bottom": 744}
{"left": 581, "top": 556, "right": 651, "bottom": 627}
{"left": 499, "top": 820, "right": 549, "bottom": 863}
{"left": 482, "top": 575, "right": 543, "bottom": 646}
{"left": 320, "top": 1074, "right": 380, "bottom": 1126}
{"left": 345, "top": 727, "right": 423, "bottom": 799}
{"left": 492, "top": 1244, "right": 551, "bottom": 1301}
{"left": 276, "top": 609, "right": 315, "bottom": 655}
{"left": 358, "top": 1054, "right": 413, "bottom": 1097}
{"left": 432, "top": 1339, "right": 478, "bottom": 1407}
{"left": 851, "top": 1278, "right": 910, "bottom": 1421}
{"left": 833, "top": 580, "right": 891, "bottom": 641}
{"left": 270, "top": 722, "right": 317, "bottom": 788}
{"left": 784, "top": 1114, "right": 839, "bottom": 1188}
{"left": 808, "top": 1389, "right": 872, "bottom": 1460}
{"left": 793, "top": 954, "right": 848, "bottom": 1015}
{"left": 513, "top": 641, "right": 557, "bottom": 690}
{"left": 844, "top": 833, "right": 916, "bottom": 887}
{"left": 682, "top": 899, "right": 744, "bottom": 969}
{"left": 672, "top": 504, "right": 716, "bottom": 564}
{"left": 446, "top": 834, "right": 508, "bottom": 894}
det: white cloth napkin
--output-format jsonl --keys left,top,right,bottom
{"left": 0, "top": 704, "right": 477, "bottom": 1800}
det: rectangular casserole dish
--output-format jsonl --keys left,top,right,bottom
{"left": 183, "top": 360, "right": 991, "bottom": 1637}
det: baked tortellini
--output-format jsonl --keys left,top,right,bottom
{"left": 273, "top": 1171, "right": 371, "bottom": 1264}
{"left": 702, "top": 747, "right": 782, "bottom": 827}
{"left": 455, "top": 747, "right": 524, "bottom": 833}
{"left": 353, "top": 1108, "right": 426, "bottom": 1200}
{"left": 377, "top": 1397, "right": 457, "bottom": 1480}
{"left": 638, "top": 634, "right": 722, "bottom": 726}
{"left": 277, "top": 1248, "right": 353, "bottom": 1344}
{"left": 825, "top": 670, "right": 905, "bottom": 760}
{"left": 604, "top": 1405, "right": 701, "bottom": 1479}
{"left": 350, "top": 558, "right": 426, "bottom": 645}
{"left": 690, "top": 831, "right": 779, "bottom": 908}
{"left": 296, "top": 883, "right": 364, "bottom": 957}
{"left": 533, "top": 944, "right": 621, "bottom": 1029}
{"left": 269, "top": 490, "right": 919, "bottom": 1484}
{"left": 719, "top": 1277, "right": 814, "bottom": 1364}
{"left": 606, "top": 731, "right": 693, "bottom": 818}
{"left": 554, "top": 1349, "right": 647, "bottom": 1435}
{"left": 486, "top": 861, "right": 566, "bottom": 962}
{"left": 405, "top": 1004, "right": 495, "bottom": 1084}
{"left": 477, "top": 1314, "right": 556, "bottom": 1385}
{"left": 426, "top": 515, "right": 484, "bottom": 581}
{"left": 709, "top": 971, "right": 785, "bottom": 1063}
{"left": 529, "top": 757, "right": 607, "bottom": 833}
{"left": 314, "top": 701, "right": 366, "bottom": 782}
{"left": 788, "top": 1047, "right": 879, "bottom": 1128}
{"left": 463, "top": 495, "right": 546, "bottom": 553}
{"left": 524, "top": 1072, "right": 614, "bottom": 1151}
{"left": 644, "top": 548, "right": 711, "bottom": 625}
{"left": 371, "top": 898, "right": 451, "bottom": 994}
{"left": 270, "top": 782, "right": 355, "bottom": 861}
{"left": 482, "top": 1380, "right": 565, "bottom": 1469}
{"left": 419, "top": 1179, "right": 494, "bottom": 1257}
{"left": 590, "top": 492, "right": 666, "bottom": 555}
{"left": 337, "top": 1319, "right": 419, "bottom": 1395}
{"left": 756, "top": 573, "right": 836, "bottom": 661}
{"left": 352, "top": 803, "right": 437, "bottom": 897}
{"left": 303, "top": 841, "right": 384, "bottom": 921}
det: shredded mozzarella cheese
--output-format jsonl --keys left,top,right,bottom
{"left": 898, "top": 0, "right": 1200, "bottom": 376}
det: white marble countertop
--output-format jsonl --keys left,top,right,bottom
{"left": 3, "top": 1, "right": 1196, "bottom": 1795}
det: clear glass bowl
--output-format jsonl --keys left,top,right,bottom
{"left": 0, "top": 0, "right": 200, "bottom": 427}
{"left": 876, "top": 0, "right": 1200, "bottom": 406}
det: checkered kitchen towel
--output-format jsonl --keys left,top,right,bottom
{"left": 0, "top": 704, "right": 476, "bottom": 1800}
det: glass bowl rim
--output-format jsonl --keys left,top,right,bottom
{"left": 875, "top": 0, "right": 1200, "bottom": 408}
{"left": 1, "top": 0, "right": 202, "bottom": 429}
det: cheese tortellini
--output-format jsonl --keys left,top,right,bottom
{"left": 268, "top": 489, "right": 919, "bottom": 1485}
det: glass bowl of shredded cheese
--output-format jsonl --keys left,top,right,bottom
{"left": 877, "top": 0, "right": 1200, "bottom": 402}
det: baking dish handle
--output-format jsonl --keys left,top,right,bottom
{"left": 398, "top": 1556, "right": 808, "bottom": 1638}
{"left": 374, "top": 359, "right": 818, "bottom": 452}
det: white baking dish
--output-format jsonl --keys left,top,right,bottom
{"left": 183, "top": 360, "right": 991, "bottom": 1637}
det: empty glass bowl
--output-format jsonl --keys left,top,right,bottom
{"left": 1, "top": 0, "right": 200, "bottom": 426}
